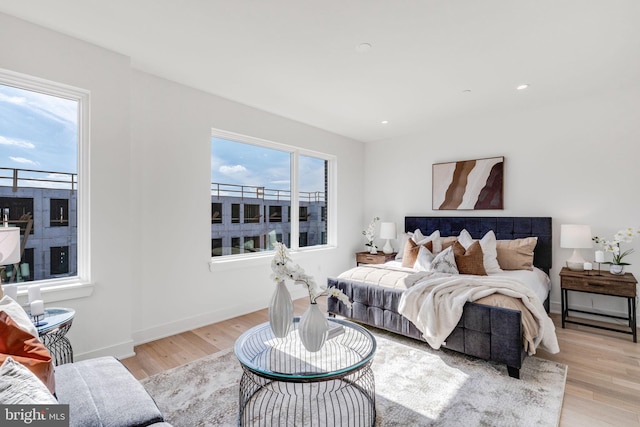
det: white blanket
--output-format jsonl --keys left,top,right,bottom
{"left": 398, "top": 275, "right": 560, "bottom": 355}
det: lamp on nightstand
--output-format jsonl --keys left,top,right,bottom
{"left": 379, "top": 222, "right": 397, "bottom": 255}
{"left": 560, "top": 224, "right": 592, "bottom": 271}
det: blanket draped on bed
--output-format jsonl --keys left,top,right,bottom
{"left": 398, "top": 275, "right": 560, "bottom": 355}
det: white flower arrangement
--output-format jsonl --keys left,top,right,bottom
{"left": 271, "top": 242, "right": 352, "bottom": 307}
{"left": 593, "top": 227, "right": 640, "bottom": 265}
{"left": 362, "top": 216, "right": 380, "bottom": 248}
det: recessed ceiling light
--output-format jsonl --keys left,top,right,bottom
{"left": 516, "top": 84, "right": 530, "bottom": 90}
{"left": 381, "top": 120, "right": 389, "bottom": 124}
{"left": 356, "top": 43, "right": 372, "bottom": 53}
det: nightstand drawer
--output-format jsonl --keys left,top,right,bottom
{"left": 356, "top": 252, "right": 396, "bottom": 265}
{"left": 561, "top": 275, "right": 636, "bottom": 297}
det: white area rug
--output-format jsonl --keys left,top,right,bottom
{"left": 142, "top": 329, "right": 566, "bottom": 426}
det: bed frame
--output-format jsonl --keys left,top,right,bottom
{"left": 327, "top": 216, "right": 552, "bottom": 379}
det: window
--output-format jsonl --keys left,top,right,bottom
{"left": 50, "top": 198, "right": 69, "bottom": 227}
{"left": 0, "top": 70, "right": 88, "bottom": 286}
{"left": 211, "top": 238, "right": 222, "bottom": 256}
{"left": 211, "top": 130, "right": 333, "bottom": 259}
{"left": 211, "top": 203, "right": 222, "bottom": 224}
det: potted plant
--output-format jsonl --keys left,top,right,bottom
{"left": 593, "top": 227, "right": 639, "bottom": 275}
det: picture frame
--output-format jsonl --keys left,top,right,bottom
{"left": 432, "top": 156, "right": 504, "bottom": 210}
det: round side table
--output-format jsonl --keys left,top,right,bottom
{"left": 35, "top": 307, "right": 75, "bottom": 366}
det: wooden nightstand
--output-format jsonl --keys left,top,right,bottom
{"left": 560, "top": 267, "right": 637, "bottom": 342}
{"left": 356, "top": 251, "right": 397, "bottom": 266}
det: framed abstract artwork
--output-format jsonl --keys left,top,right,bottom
{"left": 432, "top": 156, "right": 504, "bottom": 210}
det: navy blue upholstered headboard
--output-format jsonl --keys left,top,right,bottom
{"left": 405, "top": 216, "right": 552, "bottom": 274}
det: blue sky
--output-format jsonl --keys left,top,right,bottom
{"left": 0, "top": 84, "right": 77, "bottom": 175}
{"left": 211, "top": 137, "right": 326, "bottom": 193}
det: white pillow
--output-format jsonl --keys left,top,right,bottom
{"left": 458, "top": 229, "right": 503, "bottom": 274}
{"left": 413, "top": 245, "right": 434, "bottom": 271}
{"left": 0, "top": 357, "right": 57, "bottom": 404}
{"left": 431, "top": 246, "right": 459, "bottom": 274}
{"left": 0, "top": 295, "right": 38, "bottom": 339}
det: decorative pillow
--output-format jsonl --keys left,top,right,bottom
{"left": 453, "top": 241, "right": 487, "bottom": 275}
{"left": 0, "top": 357, "right": 57, "bottom": 404}
{"left": 432, "top": 236, "right": 458, "bottom": 254}
{"left": 496, "top": 237, "right": 538, "bottom": 271}
{"left": 395, "top": 230, "right": 439, "bottom": 260}
{"left": 0, "top": 296, "right": 55, "bottom": 394}
{"left": 431, "top": 246, "right": 459, "bottom": 274}
{"left": 401, "top": 239, "right": 434, "bottom": 268}
{"left": 458, "top": 229, "right": 502, "bottom": 274}
{"left": 413, "top": 245, "right": 435, "bottom": 271}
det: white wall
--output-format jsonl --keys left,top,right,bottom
{"left": 1, "top": 13, "right": 365, "bottom": 358}
{"left": 364, "top": 86, "right": 640, "bottom": 319}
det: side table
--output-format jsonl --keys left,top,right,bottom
{"left": 36, "top": 307, "right": 75, "bottom": 366}
{"left": 560, "top": 267, "right": 637, "bottom": 342}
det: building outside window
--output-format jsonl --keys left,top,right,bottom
{"left": 211, "top": 203, "right": 222, "bottom": 224}
{"left": 211, "top": 130, "right": 333, "bottom": 258}
{"left": 0, "top": 72, "right": 87, "bottom": 286}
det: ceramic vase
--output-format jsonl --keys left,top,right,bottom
{"left": 268, "top": 280, "right": 293, "bottom": 338}
{"left": 368, "top": 245, "right": 377, "bottom": 254}
{"left": 298, "top": 302, "right": 328, "bottom": 352}
{"left": 610, "top": 264, "right": 625, "bottom": 275}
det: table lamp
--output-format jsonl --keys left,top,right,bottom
{"left": 0, "top": 227, "right": 20, "bottom": 285}
{"left": 379, "top": 222, "right": 397, "bottom": 254}
{"left": 560, "top": 224, "right": 592, "bottom": 271}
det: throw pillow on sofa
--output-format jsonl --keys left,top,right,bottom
{"left": 0, "top": 356, "right": 57, "bottom": 404}
{"left": 0, "top": 295, "right": 55, "bottom": 394}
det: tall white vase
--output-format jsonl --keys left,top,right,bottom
{"left": 298, "top": 302, "right": 328, "bottom": 352}
{"left": 268, "top": 281, "right": 293, "bottom": 338}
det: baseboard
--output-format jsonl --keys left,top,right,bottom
{"left": 131, "top": 288, "right": 308, "bottom": 347}
{"left": 74, "top": 340, "right": 135, "bottom": 361}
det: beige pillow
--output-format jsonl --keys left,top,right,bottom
{"left": 453, "top": 241, "right": 487, "bottom": 276}
{"left": 496, "top": 237, "right": 538, "bottom": 271}
{"left": 433, "top": 236, "right": 457, "bottom": 254}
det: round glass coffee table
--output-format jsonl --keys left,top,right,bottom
{"left": 234, "top": 317, "right": 376, "bottom": 426}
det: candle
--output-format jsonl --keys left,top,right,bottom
{"left": 2, "top": 284, "right": 18, "bottom": 300}
{"left": 30, "top": 299, "right": 44, "bottom": 316}
{"left": 584, "top": 262, "right": 593, "bottom": 271}
{"left": 595, "top": 251, "right": 604, "bottom": 263}
{"left": 27, "top": 285, "right": 41, "bottom": 303}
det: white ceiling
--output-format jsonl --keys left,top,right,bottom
{"left": 1, "top": 0, "right": 639, "bottom": 143}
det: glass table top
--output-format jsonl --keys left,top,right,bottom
{"left": 234, "top": 317, "right": 376, "bottom": 381}
{"left": 34, "top": 307, "right": 75, "bottom": 334}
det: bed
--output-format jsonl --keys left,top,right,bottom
{"left": 327, "top": 216, "right": 554, "bottom": 379}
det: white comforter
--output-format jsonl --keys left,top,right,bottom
{"left": 398, "top": 274, "right": 560, "bottom": 355}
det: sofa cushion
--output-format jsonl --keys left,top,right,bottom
{"left": 55, "top": 356, "right": 165, "bottom": 427}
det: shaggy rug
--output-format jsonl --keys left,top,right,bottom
{"left": 142, "top": 330, "right": 566, "bottom": 426}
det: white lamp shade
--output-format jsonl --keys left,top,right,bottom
{"left": 379, "top": 222, "right": 397, "bottom": 240}
{"left": 0, "top": 228, "right": 20, "bottom": 265}
{"left": 560, "top": 224, "right": 592, "bottom": 249}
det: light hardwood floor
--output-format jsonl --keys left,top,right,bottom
{"left": 122, "top": 299, "right": 640, "bottom": 427}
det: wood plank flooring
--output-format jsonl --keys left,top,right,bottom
{"left": 122, "top": 299, "right": 640, "bottom": 426}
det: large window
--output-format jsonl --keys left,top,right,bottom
{"left": 0, "top": 69, "right": 88, "bottom": 286}
{"left": 211, "top": 130, "right": 332, "bottom": 258}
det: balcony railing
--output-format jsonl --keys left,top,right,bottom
{"left": 0, "top": 167, "right": 77, "bottom": 193}
{"left": 211, "top": 182, "right": 325, "bottom": 203}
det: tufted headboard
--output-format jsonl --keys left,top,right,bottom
{"left": 405, "top": 216, "right": 553, "bottom": 274}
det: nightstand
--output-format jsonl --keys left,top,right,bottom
{"left": 560, "top": 267, "right": 637, "bottom": 342}
{"left": 356, "top": 251, "right": 397, "bottom": 266}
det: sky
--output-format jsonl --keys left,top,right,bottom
{"left": 211, "top": 137, "right": 326, "bottom": 194}
{"left": 0, "top": 84, "right": 78, "bottom": 176}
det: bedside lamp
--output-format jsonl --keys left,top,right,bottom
{"left": 560, "top": 224, "right": 592, "bottom": 271}
{"left": 379, "top": 222, "right": 397, "bottom": 255}
{"left": 0, "top": 227, "right": 21, "bottom": 290}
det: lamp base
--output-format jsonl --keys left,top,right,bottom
{"left": 566, "top": 249, "right": 586, "bottom": 271}
{"left": 382, "top": 240, "right": 394, "bottom": 254}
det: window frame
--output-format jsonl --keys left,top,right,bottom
{"left": 210, "top": 128, "right": 336, "bottom": 264}
{"left": 0, "top": 68, "right": 91, "bottom": 295}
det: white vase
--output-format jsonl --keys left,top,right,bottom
{"left": 369, "top": 245, "right": 377, "bottom": 254}
{"left": 298, "top": 302, "right": 328, "bottom": 352}
{"left": 610, "top": 264, "right": 625, "bottom": 275}
{"left": 268, "top": 280, "right": 293, "bottom": 338}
